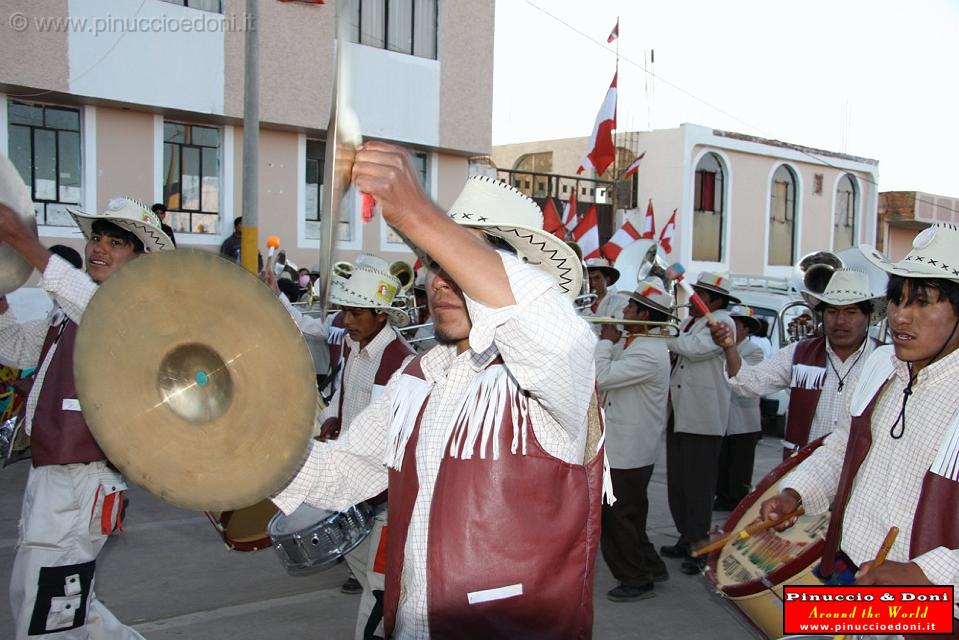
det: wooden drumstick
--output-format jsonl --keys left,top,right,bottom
{"left": 871, "top": 526, "right": 899, "bottom": 570}
{"left": 690, "top": 507, "right": 805, "bottom": 558}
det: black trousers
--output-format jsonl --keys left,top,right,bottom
{"left": 601, "top": 466, "right": 666, "bottom": 587}
{"left": 715, "top": 432, "right": 762, "bottom": 508}
{"left": 666, "top": 416, "right": 723, "bottom": 548}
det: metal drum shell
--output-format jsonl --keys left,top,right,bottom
{"left": 268, "top": 502, "right": 375, "bottom": 576}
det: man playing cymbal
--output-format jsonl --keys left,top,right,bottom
{"left": 273, "top": 141, "right": 601, "bottom": 638}
{"left": 0, "top": 170, "right": 172, "bottom": 638}
{"left": 761, "top": 225, "right": 959, "bottom": 631}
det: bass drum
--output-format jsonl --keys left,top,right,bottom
{"left": 205, "top": 499, "right": 278, "bottom": 552}
{"left": 706, "top": 437, "right": 830, "bottom": 639}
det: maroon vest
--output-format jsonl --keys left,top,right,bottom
{"left": 383, "top": 356, "right": 603, "bottom": 639}
{"left": 820, "top": 382, "right": 959, "bottom": 639}
{"left": 784, "top": 337, "right": 827, "bottom": 459}
{"left": 31, "top": 319, "right": 108, "bottom": 467}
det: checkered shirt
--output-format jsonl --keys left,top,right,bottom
{"left": 785, "top": 347, "right": 959, "bottom": 614}
{"left": 0, "top": 256, "right": 97, "bottom": 435}
{"left": 274, "top": 252, "right": 597, "bottom": 638}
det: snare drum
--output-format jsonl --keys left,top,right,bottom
{"left": 205, "top": 498, "right": 278, "bottom": 552}
{"left": 707, "top": 437, "right": 830, "bottom": 639}
{"left": 268, "top": 502, "right": 374, "bottom": 576}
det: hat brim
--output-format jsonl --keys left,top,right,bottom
{"left": 464, "top": 222, "right": 583, "bottom": 300}
{"left": 802, "top": 289, "right": 888, "bottom": 324}
{"left": 329, "top": 288, "right": 410, "bottom": 327}
{"left": 67, "top": 208, "right": 173, "bottom": 253}
{"left": 692, "top": 283, "right": 741, "bottom": 304}
{"left": 587, "top": 265, "right": 620, "bottom": 286}
{"left": 730, "top": 314, "right": 762, "bottom": 334}
{"left": 859, "top": 243, "right": 959, "bottom": 285}
{"left": 626, "top": 292, "right": 679, "bottom": 321}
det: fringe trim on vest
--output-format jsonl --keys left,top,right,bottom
{"left": 931, "top": 412, "right": 959, "bottom": 481}
{"left": 597, "top": 429, "right": 616, "bottom": 506}
{"left": 790, "top": 364, "right": 827, "bottom": 390}
{"left": 443, "top": 364, "right": 529, "bottom": 461}
{"left": 328, "top": 326, "right": 347, "bottom": 345}
{"left": 384, "top": 374, "right": 434, "bottom": 472}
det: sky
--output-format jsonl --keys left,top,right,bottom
{"left": 492, "top": 0, "right": 959, "bottom": 196}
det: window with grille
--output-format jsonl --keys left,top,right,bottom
{"left": 7, "top": 100, "right": 82, "bottom": 227}
{"left": 162, "top": 121, "right": 221, "bottom": 235}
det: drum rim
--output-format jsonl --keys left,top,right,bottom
{"left": 707, "top": 437, "right": 828, "bottom": 598}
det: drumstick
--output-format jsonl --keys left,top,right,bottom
{"left": 833, "top": 528, "right": 901, "bottom": 640}
{"left": 690, "top": 507, "right": 805, "bottom": 558}
{"left": 871, "top": 526, "right": 899, "bottom": 570}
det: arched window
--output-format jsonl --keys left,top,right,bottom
{"left": 693, "top": 152, "right": 725, "bottom": 262}
{"left": 833, "top": 174, "right": 857, "bottom": 251}
{"left": 512, "top": 152, "right": 553, "bottom": 197}
{"left": 769, "top": 164, "right": 798, "bottom": 266}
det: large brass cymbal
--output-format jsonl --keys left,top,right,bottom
{"left": 74, "top": 249, "right": 316, "bottom": 512}
{"left": 0, "top": 154, "right": 39, "bottom": 295}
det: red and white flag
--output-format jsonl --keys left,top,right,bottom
{"left": 620, "top": 151, "right": 646, "bottom": 180}
{"left": 542, "top": 198, "right": 565, "bottom": 239}
{"left": 641, "top": 199, "right": 655, "bottom": 239}
{"left": 576, "top": 72, "right": 618, "bottom": 177}
{"left": 607, "top": 19, "right": 619, "bottom": 43}
{"left": 562, "top": 188, "right": 578, "bottom": 233}
{"left": 659, "top": 209, "right": 677, "bottom": 254}
{"left": 573, "top": 205, "right": 600, "bottom": 259}
{"left": 603, "top": 218, "right": 641, "bottom": 262}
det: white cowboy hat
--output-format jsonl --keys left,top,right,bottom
{"left": 692, "top": 272, "right": 741, "bottom": 304}
{"left": 585, "top": 257, "right": 621, "bottom": 286}
{"left": 67, "top": 197, "right": 173, "bottom": 252}
{"left": 627, "top": 276, "right": 678, "bottom": 321}
{"left": 860, "top": 224, "right": 959, "bottom": 285}
{"left": 802, "top": 268, "right": 887, "bottom": 323}
{"left": 329, "top": 255, "right": 409, "bottom": 327}
{"left": 445, "top": 176, "right": 583, "bottom": 300}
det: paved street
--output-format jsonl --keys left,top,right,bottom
{"left": 0, "top": 435, "right": 785, "bottom": 639}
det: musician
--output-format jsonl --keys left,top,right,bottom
{"left": 660, "top": 273, "right": 737, "bottom": 575}
{"left": 709, "top": 269, "right": 885, "bottom": 459}
{"left": 714, "top": 305, "right": 765, "bottom": 511}
{"left": 273, "top": 144, "right": 599, "bottom": 639}
{"left": 594, "top": 277, "right": 673, "bottom": 601}
{"left": 582, "top": 257, "right": 628, "bottom": 334}
{"left": 761, "top": 224, "right": 959, "bottom": 631}
{"left": 0, "top": 195, "right": 172, "bottom": 640}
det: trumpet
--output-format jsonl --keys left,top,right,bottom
{"left": 585, "top": 317, "right": 680, "bottom": 338}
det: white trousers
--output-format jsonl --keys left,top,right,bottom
{"left": 343, "top": 509, "right": 388, "bottom": 640}
{"left": 9, "top": 462, "right": 145, "bottom": 640}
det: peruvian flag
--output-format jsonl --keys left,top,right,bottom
{"left": 641, "top": 199, "right": 655, "bottom": 239}
{"left": 603, "top": 218, "right": 641, "bottom": 262}
{"left": 562, "top": 188, "right": 578, "bottom": 233}
{"left": 576, "top": 72, "right": 618, "bottom": 176}
{"left": 607, "top": 19, "right": 619, "bottom": 43}
{"left": 542, "top": 198, "right": 565, "bottom": 239}
{"left": 659, "top": 209, "right": 677, "bottom": 254}
{"left": 573, "top": 205, "right": 601, "bottom": 259}
{"left": 620, "top": 152, "right": 646, "bottom": 180}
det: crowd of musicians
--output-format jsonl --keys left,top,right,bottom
{"left": 0, "top": 142, "right": 958, "bottom": 639}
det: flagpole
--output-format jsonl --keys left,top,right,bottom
{"left": 611, "top": 16, "right": 620, "bottom": 255}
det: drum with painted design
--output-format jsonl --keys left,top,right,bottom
{"left": 707, "top": 437, "right": 831, "bottom": 639}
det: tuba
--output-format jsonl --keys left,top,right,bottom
{"left": 567, "top": 241, "right": 597, "bottom": 311}
{"left": 389, "top": 261, "right": 418, "bottom": 324}
{"left": 332, "top": 261, "right": 354, "bottom": 279}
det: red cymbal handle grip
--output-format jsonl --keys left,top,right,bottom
{"left": 361, "top": 193, "right": 375, "bottom": 224}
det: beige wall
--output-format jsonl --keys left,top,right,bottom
{"left": 438, "top": 0, "right": 494, "bottom": 154}
{"left": 0, "top": 0, "right": 69, "bottom": 94}
{"left": 96, "top": 108, "right": 155, "bottom": 209}
{"left": 223, "top": 0, "right": 334, "bottom": 129}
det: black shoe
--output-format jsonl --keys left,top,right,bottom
{"left": 680, "top": 557, "right": 706, "bottom": 575}
{"left": 659, "top": 542, "right": 689, "bottom": 559}
{"left": 652, "top": 568, "right": 670, "bottom": 583}
{"left": 606, "top": 583, "right": 656, "bottom": 602}
{"left": 340, "top": 576, "right": 362, "bottom": 594}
